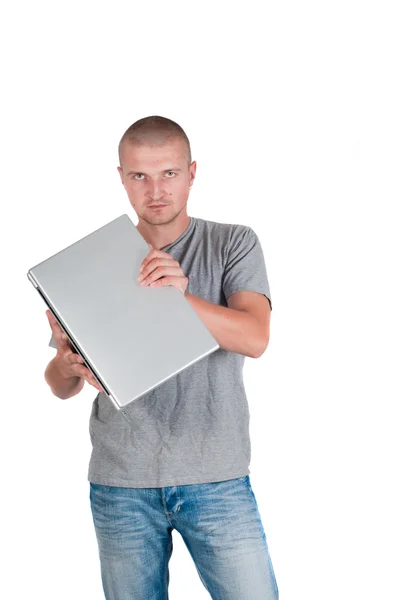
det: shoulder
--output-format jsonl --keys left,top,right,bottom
{"left": 193, "top": 216, "right": 256, "bottom": 247}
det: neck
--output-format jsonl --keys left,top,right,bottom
{"left": 136, "top": 209, "right": 191, "bottom": 251}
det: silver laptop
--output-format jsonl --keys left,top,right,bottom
{"left": 27, "top": 214, "right": 219, "bottom": 409}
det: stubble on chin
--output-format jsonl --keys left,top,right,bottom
{"left": 141, "top": 211, "right": 176, "bottom": 227}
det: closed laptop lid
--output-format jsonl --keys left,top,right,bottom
{"left": 28, "top": 213, "right": 219, "bottom": 408}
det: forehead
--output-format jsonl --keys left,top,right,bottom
{"left": 121, "top": 138, "right": 187, "bottom": 171}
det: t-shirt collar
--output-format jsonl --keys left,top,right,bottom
{"left": 160, "top": 216, "right": 195, "bottom": 252}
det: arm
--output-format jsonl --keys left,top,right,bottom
{"left": 185, "top": 225, "right": 272, "bottom": 359}
{"left": 185, "top": 290, "right": 271, "bottom": 358}
{"left": 137, "top": 225, "right": 273, "bottom": 357}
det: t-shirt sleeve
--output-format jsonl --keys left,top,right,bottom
{"left": 48, "top": 335, "right": 57, "bottom": 349}
{"left": 222, "top": 226, "right": 272, "bottom": 310}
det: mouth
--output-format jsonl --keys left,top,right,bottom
{"left": 148, "top": 204, "right": 168, "bottom": 209}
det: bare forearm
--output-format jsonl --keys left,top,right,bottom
{"left": 185, "top": 293, "right": 263, "bottom": 358}
{"left": 44, "top": 355, "right": 85, "bottom": 400}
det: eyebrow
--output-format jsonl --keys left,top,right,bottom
{"left": 126, "top": 168, "right": 183, "bottom": 176}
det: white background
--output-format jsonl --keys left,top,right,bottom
{"left": 2, "top": 1, "right": 397, "bottom": 598}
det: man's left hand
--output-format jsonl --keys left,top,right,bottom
{"left": 137, "top": 245, "right": 188, "bottom": 295}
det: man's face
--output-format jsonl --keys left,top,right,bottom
{"left": 117, "top": 138, "right": 196, "bottom": 226}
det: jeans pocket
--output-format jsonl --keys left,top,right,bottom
{"left": 236, "top": 475, "right": 250, "bottom": 488}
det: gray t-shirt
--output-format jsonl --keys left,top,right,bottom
{"left": 49, "top": 216, "right": 272, "bottom": 487}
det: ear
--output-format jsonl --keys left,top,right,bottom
{"left": 189, "top": 160, "right": 197, "bottom": 188}
{"left": 117, "top": 166, "right": 124, "bottom": 185}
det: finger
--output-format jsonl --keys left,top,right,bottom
{"left": 141, "top": 266, "right": 184, "bottom": 285}
{"left": 67, "top": 361, "right": 92, "bottom": 380}
{"left": 67, "top": 352, "right": 85, "bottom": 366}
{"left": 91, "top": 382, "right": 104, "bottom": 392}
{"left": 140, "top": 248, "right": 156, "bottom": 271}
{"left": 57, "top": 332, "right": 73, "bottom": 352}
{"left": 60, "top": 347, "right": 103, "bottom": 392}
{"left": 146, "top": 261, "right": 180, "bottom": 281}
{"left": 80, "top": 365, "right": 98, "bottom": 383}
{"left": 149, "top": 275, "right": 188, "bottom": 293}
{"left": 46, "top": 311, "right": 61, "bottom": 333}
{"left": 76, "top": 366, "right": 103, "bottom": 392}
{"left": 85, "top": 372, "right": 104, "bottom": 392}
{"left": 46, "top": 312, "right": 71, "bottom": 349}
{"left": 139, "top": 257, "right": 179, "bottom": 278}
{"left": 140, "top": 249, "right": 173, "bottom": 272}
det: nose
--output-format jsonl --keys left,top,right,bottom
{"left": 147, "top": 178, "right": 165, "bottom": 201}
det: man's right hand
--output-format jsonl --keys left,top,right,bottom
{"left": 46, "top": 310, "right": 104, "bottom": 393}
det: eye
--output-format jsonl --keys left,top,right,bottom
{"left": 134, "top": 174, "right": 145, "bottom": 180}
{"left": 165, "top": 171, "right": 175, "bottom": 177}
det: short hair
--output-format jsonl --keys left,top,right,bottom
{"left": 118, "top": 115, "right": 192, "bottom": 167}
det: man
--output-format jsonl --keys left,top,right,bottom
{"left": 45, "top": 115, "right": 279, "bottom": 599}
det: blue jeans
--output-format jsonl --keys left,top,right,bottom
{"left": 89, "top": 475, "right": 279, "bottom": 599}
